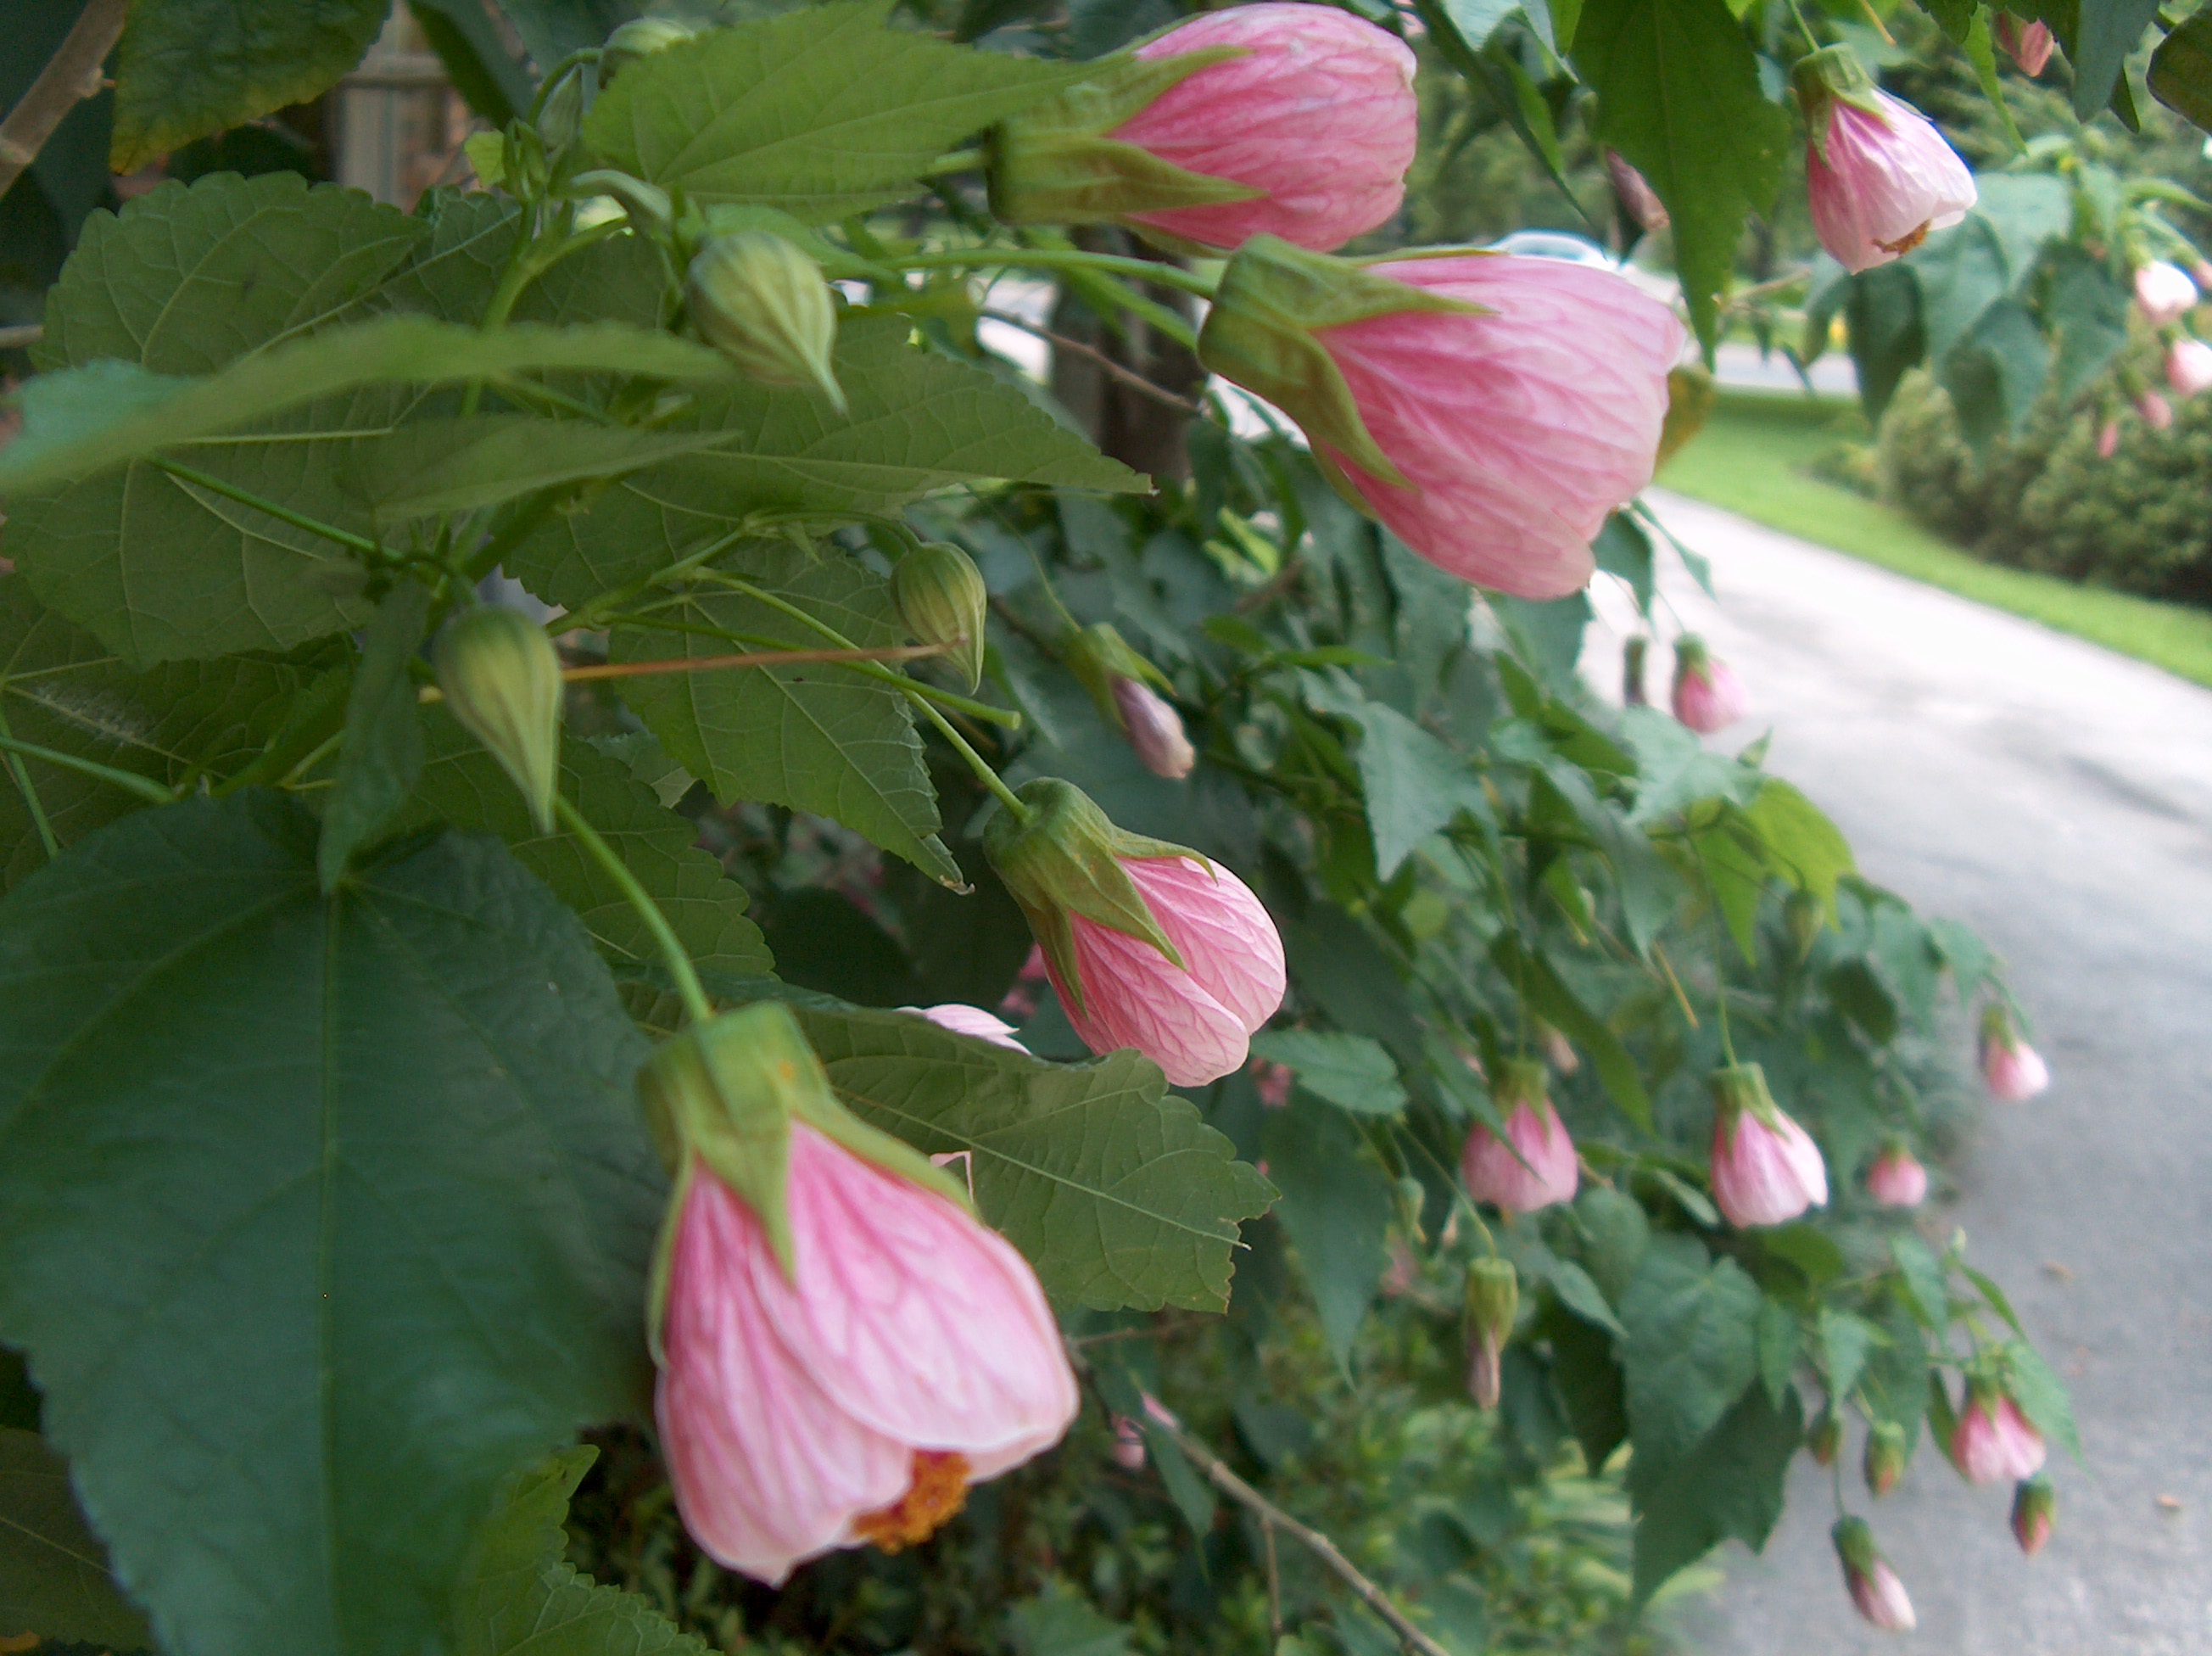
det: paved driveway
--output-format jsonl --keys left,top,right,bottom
{"left": 1582, "top": 494, "right": 2212, "bottom": 1653}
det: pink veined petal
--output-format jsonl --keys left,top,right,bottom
{"left": 1316, "top": 256, "right": 1684, "bottom": 597}
{"left": 911, "top": 1003, "right": 1029, "bottom": 1050}
{"left": 1054, "top": 915, "right": 1257, "bottom": 1086}
{"left": 1806, "top": 93, "right": 1976, "bottom": 274}
{"left": 1461, "top": 1100, "right": 1579, "bottom": 1211}
{"left": 1712, "top": 1110, "right": 1829, "bottom": 1227}
{"left": 1120, "top": 854, "right": 1288, "bottom": 1034}
{"left": 656, "top": 1172, "right": 912, "bottom": 1584}
{"left": 750, "top": 1126, "right": 1080, "bottom": 1477}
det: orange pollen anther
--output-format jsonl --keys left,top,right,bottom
{"left": 1876, "top": 221, "right": 1932, "bottom": 257}
{"left": 852, "top": 1449, "right": 972, "bottom": 1552}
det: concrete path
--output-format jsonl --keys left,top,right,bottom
{"left": 1581, "top": 494, "right": 2212, "bottom": 1654}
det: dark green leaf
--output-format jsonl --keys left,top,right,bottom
{"left": 2068, "top": 0, "right": 2163, "bottom": 118}
{"left": 2003, "top": 1340, "right": 2081, "bottom": 1460}
{"left": 1845, "top": 264, "right": 1925, "bottom": 422}
{"left": 1573, "top": 1185, "right": 1651, "bottom": 1305}
{"left": 1817, "top": 1308, "right": 1880, "bottom": 1402}
{"left": 1627, "top": 1383, "right": 1801, "bottom": 1602}
{"left": 1544, "top": 1301, "right": 1629, "bottom": 1470}
{"left": 1264, "top": 1095, "right": 1392, "bottom": 1373}
{"left": 1005, "top": 1586, "right": 1134, "bottom": 1656}
{"left": 1248, "top": 1029, "right": 1407, "bottom": 1116}
{"left": 1910, "top": 212, "right": 2010, "bottom": 370}
{"left": 1489, "top": 932, "right": 1652, "bottom": 1127}
{"left": 1545, "top": 1256, "right": 1628, "bottom": 1340}
{"left": 0, "top": 794, "right": 663, "bottom": 1656}
{"left": 1342, "top": 699, "right": 1489, "bottom": 877}
{"left": 1824, "top": 957, "right": 1898, "bottom": 1043}
{"left": 1755, "top": 1298, "right": 1798, "bottom": 1408}
{"left": 1962, "top": 1262, "right": 2025, "bottom": 1338}
{"left": 795, "top": 1005, "right": 1276, "bottom": 1311}
{"left": 1619, "top": 1239, "right": 1762, "bottom": 1472}
{"left": 318, "top": 582, "right": 430, "bottom": 891}
{"left": 411, "top": 0, "right": 536, "bottom": 126}
{"left": 2045, "top": 246, "right": 2132, "bottom": 404}
{"left": 1890, "top": 1234, "right": 1951, "bottom": 1327}
{"left": 1594, "top": 511, "right": 1655, "bottom": 613}
{"left": 1940, "top": 297, "right": 2050, "bottom": 449}
{"left": 2151, "top": 5, "right": 2212, "bottom": 131}
{"left": 0, "top": 1428, "right": 151, "bottom": 1648}
{"left": 111, "top": 0, "right": 391, "bottom": 171}
{"left": 1574, "top": 0, "right": 1791, "bottom": 351}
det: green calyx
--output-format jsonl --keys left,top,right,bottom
{"left": 684, "top": 231, "right": 846, "bottom": 411}
{"left": 983, "top": 776, "right": 1198, "bottom": 1018}
{"left": 986, "top": 46, "right": 1265, "bottom": 229}
{"left": 1830, "top": 1514, "right": 1880, "bottom": 1575}
{"left": 893, "top": 541, "right": 990, "bottom": 691}
{"left": 1196, "top": 234, "right": 1486, "bottom": 490}
{"left": 1464, "top": 1256, "right": 1520, "bottom": 1340}
{"left": 433, "top": 606, "right": 563, "bottom": 833}
{"left": 1063, "top": 621, "right": 1170, "bottom": 730}
{"left": 1708, "top": 1061, "right": 1782, "bottom": 1129}
{"left": 1494, "top": 1055, "right": 1550, "bottom": 1113}
{"left": 638, "top": 1002, "right": 969, "bottom": 1353}
{"left": 602, "top": 15, "right": 697, "bottom": 81}
{"left": 1791, "top": 45, "right": 1888, "bottom": 159}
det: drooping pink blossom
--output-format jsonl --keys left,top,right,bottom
{"left": 1312, "top": 255, "right": 1684, "bottom": 597}
{"left": 1805, "top": 91, "right": 1977, "bottom": 274}
{"left": 913, "top": 1003, "right": 1029, "bottom": 1050}
{"left": 1672, "top": 639, "right": 1750, "bottom": 733}
{"left": 2138, "top": 389, "right": 2176, "bottom": 430}
{"left": 1048, "top": 853, "right": 1287, "bottom": 1087}
{"left": 1846, "top": 1555, "right": 1918, "bottom": 1631}
{"left": 2136, "top": 260, "right": 2199, "bottom": 326}
{"left": 1865, "top": 1144, "right": 1929, "bottom": 1207}
{"left": 1995, "top": 14, "right": 2056, "bottom": 75}
{"left": 1113, "top": 676, "right": 1197, "bottom": 780}
{"left": 2097, "top": 417, "right": 2121, "bottom": 458}
{"left": 1711, "top": 1093, "right": 1829, "bottom": 1227}
{"left": 1951, "top": 1390, "right": 2047, "bottom": 1485}
{"left": 1112, "top": 3, "right": 1417, "bottom": 252}
{"left": 1461, "top": 1068, "right": 1579, "bottom": 1213}
{"left": 2167, "top": 338, "right": 2212, "bottom": 397}
{"left": 1979, "top": 1008, "right": 2050, "bottom": 1100}
{"left": 656, "top": 1127, "right": 1079, "bottom": 1583}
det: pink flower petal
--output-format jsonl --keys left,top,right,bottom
{"left": 1121, "top": 855, "right": 1287, "bottom": 1033}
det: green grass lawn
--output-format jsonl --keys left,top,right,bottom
{"left": 1657, "top": 389, "right": 2212, "bottom": 691}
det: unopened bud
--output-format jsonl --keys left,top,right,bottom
{"left": 433, "top": 606, "right": 563, "bottom": 832}
{"left": 1605, "top": 149, "right": 1670, "bottom": 234}
{"left": 2011, "top": 1474, "right": 2056, "bottom": 1556}
{"left": 1807, "top": 1408, "right": 1841, "bottom": 1467}
{"left": 1064, "top": 623, "right": 1191, "bottom": 775}
{"left": 502, "top": 120, "right": 550, "bottom": 200}
{"left": 1833, "top": 1517, "right": 1915, "bottom": 1632}
{"left": 1534, "top": 1017, "right": 1579, "bottom": 1076}
{"left": 892, "top": 542, "right": 988, "bottom": 691}
{"left": 1464, "top": 1256, "right": 1519, "bottom": 1410}
{"left": 1784, "top": 889, "right": 1824, "bottom": 958}
{"left": 1112, "top": 677, "right": 1195, "bottom": 780}
{"left": 603, "top": 16, "right": 697, "bottom": 80}
{"left": 1111, "top": 1413, "right": 1147, "bottom": 1471}
{"left": 538, "top": 69, "right": 584, "bottom": 153}
{"left": 685, "top": 233, "right": 845, "bottom": 409}
{"left": 1865, "top": 1419, "right": 1908, "bottom": 1496}
{"left": 1623, "top": 634, "right": 1650, "bottom": 706}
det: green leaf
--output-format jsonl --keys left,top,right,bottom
{"left": 1544, "top": 1302, "right": 1629, "bottom": 1470}
{"left": 1619, "top": 705, "right": 1757, "bottom": 826}
{"left": 0, "top": 794, "right": 664, "bottom": 1656}
{"left": 410, "top": 0, "right": 536, "bottom": 127}
{"left": 2045, "top": 246, "right": 2132, "bottom": 404}
{"left": 1438, "top": 0, "right": 1535, "bottom": 49}
{"left": 111, "top": 0, "right": 391, "bottom": 171}
{"left": 1741, "top": 778, "right": 1853, "bottom": 918}
{"left": 1627, "top": 1382, "right": 1801, "bottom": 1603}
{"left": 1248, "top": 1029, "right": 1407, "bottom": 1116}
{"left": 1890, "top": 1233, "right": 1951, "bottom": 1327}
{"left": 793, "top": 1005, "right": 1276, "bottom": 1311}
{"left": 403, "top": 717, "right": 773, "bottom": 979}
{"left": 1489, "top": 932, "right": 1652, "bottom": 1127}
{"left": 606, "top": 541, "right": 958, "bottom": 884}
{"left": 318, "top": 583, "right": 430, "bottom": 891}
{"left": 1006, "top": 1585, "right": 1134, "bottom": 1656}
{"left": 2066, "top": 0, "right": 2163, "bottom": 119}
{"left": 452, "top": 1446, "right": 709, "bottom": 1656}
{"left": 1573, "top": 0, "right": 1791, "bottom": 352}
{"left": 1264, "top": 1094, "right": 1393, "bottom": 1373}
{"left": 1755, "top": 1298, "right": 1798, "bottom": 1407}
{"left": 1342, "top": 698, "right": 1490, "bottom": 877}
{"left": 0, "top": 1428, "right": 152, "bottom": 1649}
{"left": 1619, "top": 1238, "right": 1762, "bottom": 1473}
{"left": 1817, "top": 1308, "right": 1880, "bottom": 1402}
{"left": 335, "top": 414, "right": 746, "bottom": 523}
{"left": 2151, "top": 4, "right": 2212, "bottom": 131}
{"left": 1844, "top": 264, "right": 1925, "bottom": 423}
{"left": 582, "top": 0, "right": 1088, "bottom": 221}
{"left": 2002, "top": 1339, "right": 2081, "bottom": 1461}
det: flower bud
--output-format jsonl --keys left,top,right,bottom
{"left": 1462, "top": 1058, "right": 1579, "bottom": 1213}
{"left": 2138, "top": 389, "right": 2176, "bottom": 430}
{"left": 2097, "top": 417, "right": 2121, "bottom": 458}
{"left": 1064, "top": 623, "right": 1193, "bottom": 777}
{"left": 1807, "top": 1407, "right": 1841, "bottom": 1466}
{"left": 1795, "top": 48, "right": 1975, "bottom": 274}
{"left": 1708, "top": 1063, "right": 1829, "bottom": 1228}
{"left": 1111, "top": 1414, "right": 1148, "bottom": 1470}
{"left": 1978, "top": 1004, "right": 2049, "bottom": 1100}
{"left": 538, "top": 68, "right": 584, "bottom": 152}
{"left": 1623, "top": 634, "right": 1650, "bottom": 707}
{"left": 2011, "top": 1474, "right": 2056, "bottom": 1556}
{"left": 1196, "top": 236, "right": 1682, "bottom": 598}
{"left": 2136, "top": 260, "right": 2199, "bottom": 326}
{"left": 892, "top": 541, "right": 989, "bottom": 691}
{"left": 1995, "top": 14, "right": 2056, "bottom": 75}
{"left": 603, "top": 15, "right": 697, "bottom": 80}
{"left": 685, "top": 232, "right": 845, "bottom": 408}
{"left": 1833, "top": 1518, "right": 1915, "bottom": 1631}
{"left": 986, "top": 778, "right": 1285, "bottom": 1086}
{"left": 2168, "top": 338, "right": 2212, "bottom": 398}
{"left": 1605, "top": 149, "right": 1670, "bottom": 233}
{"left": 1534, "top": 1018, "right": 1579, "bottom": 1076}
{"left": 1865, "top": 1144, "right": 1928, "bottom": 1208}
{"left": 1463, "top": 1256, "right": 1520, "bottom": 1410}
{"left": 1671, "top": 635, "right": 1748, "bottom": 733}
{"left": 433, "top": 605, "right": 563, "bottom": 832}
{"left": 1864, "top": 1419, "right": 1908, "bottom": 1496}
{"left": 1950, "top": 1377, "right": 2046, "bottom": 1485}
{"left": 1784, "top": 889, "right": 1824, "bottom": 958}
{"left": 1113, "top": 677, "right": 1197, "bottom": 780}
{"left": 988, "top": 3, "right": 1416, "bottom": 252}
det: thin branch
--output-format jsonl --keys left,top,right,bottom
{"left": 0, "top": 0, "right": 131, "bottom": 200}
{"left": 556, "top": 642, "right": 952, "bottom": 680}
{"left": 1138, "top": 1397, "right": 1450, "bottom": 1656}
{"left": 980, "top": 310, "right": 1204, "bottom": 415}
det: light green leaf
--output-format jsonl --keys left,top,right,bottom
{"left": 318, "top": 582, "right": 429, "bottom": 891}
{"left": 582, "top": 0, "right": 1090, "bottom": 221}
{"left": 1818, "top": 1308, "right": 1880, "bottom": 1404}
{"left": 111, "top": 0, "right": 391, "bottom": 171}
{"left": 1619, "top": 1238, "right": 1762, "bottom": 1474}
{"left": 1890, "top": 1233, "right": 1951, "bottom": 1328}
{"left": 2003, "top": 1340, "right": 2081, "bottom": 1461}
{"left": 794, "top": 1004, "right": 1276, "bottom": 1312}
{"left": 402, "top": 717, "right": 773, "bottom": 979}
{"left": 608, "top": 541, "right": 959, "bottom": 885}
{"left": 1574, "top": 0, "right": 1791, "bottom": 352}
{"left": 1248, "top": 1029, "right": 1407, "bottom": 1116}
{"left": 0, "top": 1428, "right": 152, "bottom": 1649}
{"left": 1264, "top": 1094, "right": 1392, "bottom": 1373}
{"left": 1343, "top": 697, "right": 1490, "bottom": 877}
{"left": 1741, "top": 777, "right": 1853, "bottom": 918}
{"left": 336, "top": 415, "right": 744, "bottom": 523}
{"left": 0, "top": 793, "right": 664, "bottom": 1656}
{"left": 1626, "top": 1383, "right": 1801, "bottom": 1603}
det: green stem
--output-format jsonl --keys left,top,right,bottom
{"left": 151, "top": 459, "right": 383, "bottom": 557}
{"left": 915, "top": 694, "right": 1033, "bottom": 822}
{"left": 921, "top": 147, "right": 984, "bottom": 176}
{"left": 0, "top": 733, "right": 176, "bottom": 804}
{"left": 1787, "top": 0, "right": 1822, "bottom": 53}
{"left": 558, "top": 527, "right": 764, "bottom": 638}
{"left": 0, "top": 703, "right": 60, "bottom": 860}
{"left": 890, "top": 246, "right": 1219, "bottom": 300}
{"left": 552, "top": 791, "right": 713, "bottom": 1024}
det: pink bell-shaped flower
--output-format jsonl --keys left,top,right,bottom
{"left": 1709, "top": 1063, "right": 1829, "bottom": 1228}
{"left": 643, "top": 1004, "right": 1079, "bottom": 1584}
{"left": 1197, "top": 238, "right": 1683, "bottom": 598}
{"left": 2168, "top": 338, "right": 2212, "bottom": 397}
{"left": 1461, "top": 1059, "right": 1579, "bottom": 1212}
{"left": 989, "top": 2, "right": 1416, "bottom": 253}
{"left": 2136, "top": 260, "right": 2199, "bottom": 326}
{"left": 1950, "top": 1384, "right": 2047, "bottom": 1485}
{"left": 1671, "top": 635, "right": 1749, "bottom": 733}
{"left": 1979, "top": 1004, "right": 2050, "bottom": 1099}
{"left": 1835, "top": 1519, "right": 1916, "bottom": 1632}
{"left": 2012, "top": 1474, "right": 2056, "bottom": 1556}
{"left": 986, "top": 778, "right": 1286, "bottom": 1086}
{"left": 1865, "top": 1144, "right": 1928, "bottom": 1207}
{"left": 1995, "top": 14, "right": 2056, "bottom": 75}
{"left": 1796, "top": 48, "right": 1976, "bottom": 274}
{"left": 912, "top": 1003, "right": 1029, "bottom": 1050}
